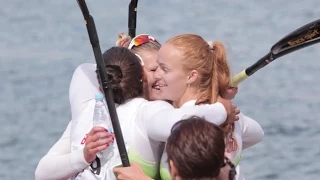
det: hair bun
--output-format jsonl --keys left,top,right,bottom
{"left": 106, "top": 65, "right": 123, "bottom": 90}
{"left": 116, "top": 33, "right": 132, "bottom": 47}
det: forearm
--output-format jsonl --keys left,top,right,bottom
{"left": 146, "top": 101, "right": 227, "bottom": 142}
{"left": 35, "top": 149, "right": 89, "bottom": 180}
{"left": 35, "top": 122, "right": 89, "bottom": 179}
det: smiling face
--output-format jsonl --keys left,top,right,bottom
{"left": 153, "top": 34, "right": 232, "bottom": 107}
{"left": 154, "top": 43, "right": 197, "bottom": 106}
{"left": 127, "top": 34, "right": 162, "bottom": 101}
{"left": 137, "top": 50, "right": 163, "bottom": 101}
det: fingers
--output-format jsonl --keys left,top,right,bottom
{"left": 224, "top": 86, "right": 239, "bottom": 100}
{"left": 87, "top": 126, "right": 114, "bottom": 142}
{"left": 232, "top": 104, "right": 240, "bottom": 121}
{"left": 83, "top": 127, "right": 115, "bottom": 163}
{"left": 224, "top": 102, "right": 239, "bottom": 123}
{"left": 232, "top": 104, "right": 240, "bottom": 115}
{"left": 117, "top": 174, "right": 124, "bottom": 180}
{"left": 113, "top": 167, "right": 127, "bottom": 180}
{"left": 113, "top": 167, "right": 121, "bottom": 174}
{"left": 228, "top": 86, "right": 238, "bottom": 90}
{"left": 235, "top": 108, "right": 240, "bottom": 116}
{"left": 87, "top": 131, "right": 113, "bottom": 143}
{"left": 86, "top": 131, "right": 114, "bottom": 151}
{"left": 86, "top": 137, "right": 114, "bottom": 150}
{"left": 84, "top": 136, "right": 114, "bottom": 163}
{"left": 87, "top": 126, "right": 108, "bottom": 136}
{"left": 113, "top": 163, "right": 145, "bottom": 180}
{"left": 87, "top": 142, "right": 111, "bottom": 154}
{"left": 232, "top": 104, "right": 237, "bottom": 109}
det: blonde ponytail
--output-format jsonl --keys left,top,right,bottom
{"left": 116, "top": 33, "right": 132, "bottom": 47}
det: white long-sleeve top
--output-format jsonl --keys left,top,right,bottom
{"left": 230, "top": 112, "right": 264, "bottom": 180}
{"left": 35, "top": 63, "right": 228, "bottom": 180}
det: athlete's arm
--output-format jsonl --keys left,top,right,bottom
{"left": 35, "top": 122, "right": 89, "bottom": 180}
{"left": 239, "top": 113, "right": 264, "bottom": 150}
{"left": 69, "top": 63, "right": 100, "bottom": 121}
{"left": 144, "top": 100, "right": 227, "bottom": 142}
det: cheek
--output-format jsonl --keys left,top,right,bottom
{"left": 145, "top": 71, "right": 155, "bottom": 85}
{"left": 162, "top": 73, "right": 175, "bottom": 84}
{"left": 167, "top": 72, "right": 185, "bottom": 84}
{"left": 164, "top": 73, "right": 186, "bottom": 91}
{"left": 159, "top": 72, "right": 187, "bottom": 101}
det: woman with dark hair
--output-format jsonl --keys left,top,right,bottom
{"left": 69, "top": 33, "right": 164, "bottom": 122}
{"left": 114, "top": 116, "right": 237, "bottom": 180}
{"left": 166, "top": 116, "right": 236, "bottom": 180}
{"left": 35, "top": 46, "right": 236, "bottom": 180}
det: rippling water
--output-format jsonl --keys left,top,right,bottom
{"left": 1, "top": 0, "right": 320, "bottom": 179}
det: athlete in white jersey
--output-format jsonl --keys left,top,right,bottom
{"left": 114, "top": 117, "right": 237, "bottom": 180}
{"left": 114, "top": 90, "right": 264, "bottom": 180}
{"left": 151, "top": 34, "right": 264, "bottom": 180}
{"left": 35, "top": 46, "right": 236, "bottom": 180}
{"left": 35, "top": 34, "right": 162, "bottom": 179}
{"left": 158, "top": 101, "right": 263, "bottom": 180}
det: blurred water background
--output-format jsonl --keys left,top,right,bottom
{"left": 1, "top": 0, "right": 320, "bottom": 179}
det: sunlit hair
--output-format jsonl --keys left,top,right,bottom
{"left": 166, "top": 34, "right": 237, "bottom": 152}
{"left": 116, "top": 33, "right": 161, "bottom": 54}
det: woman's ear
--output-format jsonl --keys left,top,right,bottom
{"left": 169, "top": 160, "right": 181, "bottom": 180}
{"left": 186, "top": 70, "right": 199, "bottom": 84}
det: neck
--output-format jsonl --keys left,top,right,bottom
{"left": 173, "top": 88, "right": 199, "bottom": 108}
{"left": 142, "top": 83, "right": 149, "bottom": 100}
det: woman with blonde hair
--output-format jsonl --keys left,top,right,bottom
{"left": 70, "top": 33, "right": 163, "bottom": 122}
{"left": 35, "top": 34, "right": 237, "bottom": 179}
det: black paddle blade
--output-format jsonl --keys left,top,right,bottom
{"left": 231, "top": 19, "right": 320, "bottom": 87}
{"left": 271, "top": 19, "right": 320, "bottom": 59}
{"left": 128, "top": 0, "right": 138, "bottom": 38}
